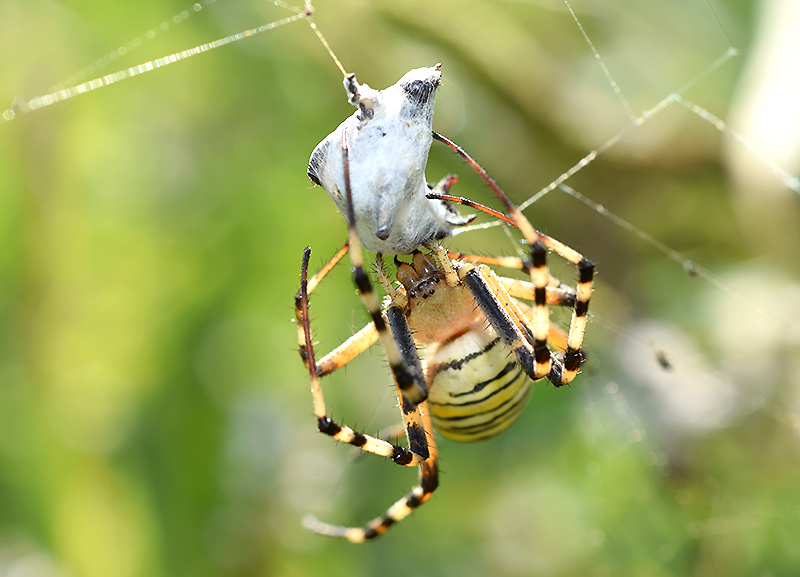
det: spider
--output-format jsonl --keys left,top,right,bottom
{"left": 294, "top": 65, "right": 594, "bottom": 542}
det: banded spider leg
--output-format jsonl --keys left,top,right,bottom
{"left": 294, "top": 131, "right": 439, "bottom": 542}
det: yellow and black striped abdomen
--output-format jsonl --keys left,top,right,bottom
{"left": 427, "top": 325, "right": 532, "bottom": 442}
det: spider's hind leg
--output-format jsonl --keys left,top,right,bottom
{"left": 295, "top": 130, "right": 442, "bottom": 542}
{"left": 303, "top": 404, "right": 439, "bottom": 542}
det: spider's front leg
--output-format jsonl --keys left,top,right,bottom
{"left": 532, "top": 232, "right": 594, "bottom": 383}
{"left": 433, "top": 132, "right": 595, "bottom": 385}
{"left": 457, "top": 262, "right": 564, "bottom": 383}
{"left": 292, "top": 130, "right": 441, "bottom": 542}
{"left": 338, "top": 128, "right": 431, "bottom": 462}
{"left": 296, "top": 247, "right": 439, "bottom": 541}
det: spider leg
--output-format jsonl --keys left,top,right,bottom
{"left": 294, "top": 241, "right": 351, "bottom": 370}
{"left": 449, "top": 253, "right": 577, "bottom": 305}
{"left": 297, "top": 247, "right": 422, "bottom": 465}
{"left": 295, "top": 131, "right": 444, "bottom": 541}
{"left": 433, "top": 132, "right": 594, "bottom": 385}
{"left": 458, "top": 262, "right": 558, "bottom": 382}
{"left": 498, "top": 276, "right": 577, "bottom": 307}
{"left": 298, "top": 253, "right": 422, "bottom": 455}
{"left": 303, "top": 402, "right": 439, "bottom": 542}
{"left": 297, "top": 247, "right": 440, "bottom": 540}
{"left": 530, "top": 231, "right": 593, "bottom": 382}
{"left": 340, "top": 129, "right": 431, "bottom": 462}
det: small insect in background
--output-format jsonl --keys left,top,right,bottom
{"left": 1, "top": 0, "right": 798, "bottom": 574}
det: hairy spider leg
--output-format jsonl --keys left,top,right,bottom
{"left": 339, "top": 128, "right": 431, "bottom": 459}
{"left": 296, "top": 247, "right": 420, "bottom": 467}
{"left": 432, "top": 132, "right": 595, "bottom": 385}
{"left": 295, "top": 131, "right": 441, "bottom": 542}
{"left": 447, "top": 251, "right": 579, "bottom": 310}
{"left": 295, "top": 241, "right": 395, "bottom": 378}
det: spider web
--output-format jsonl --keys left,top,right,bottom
{"left": 0, "top": 0, "right": 798, "bottom": 574}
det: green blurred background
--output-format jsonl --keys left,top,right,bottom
{"left": 1, "top": 0, "right": 799, "bottom": 575}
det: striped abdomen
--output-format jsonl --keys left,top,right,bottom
{"left": 426, "top": 325, "right": 532, "bottom": 442}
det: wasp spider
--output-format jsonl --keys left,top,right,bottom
{"left": 295, "top": 123, "right": 594, "bottom": 541}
